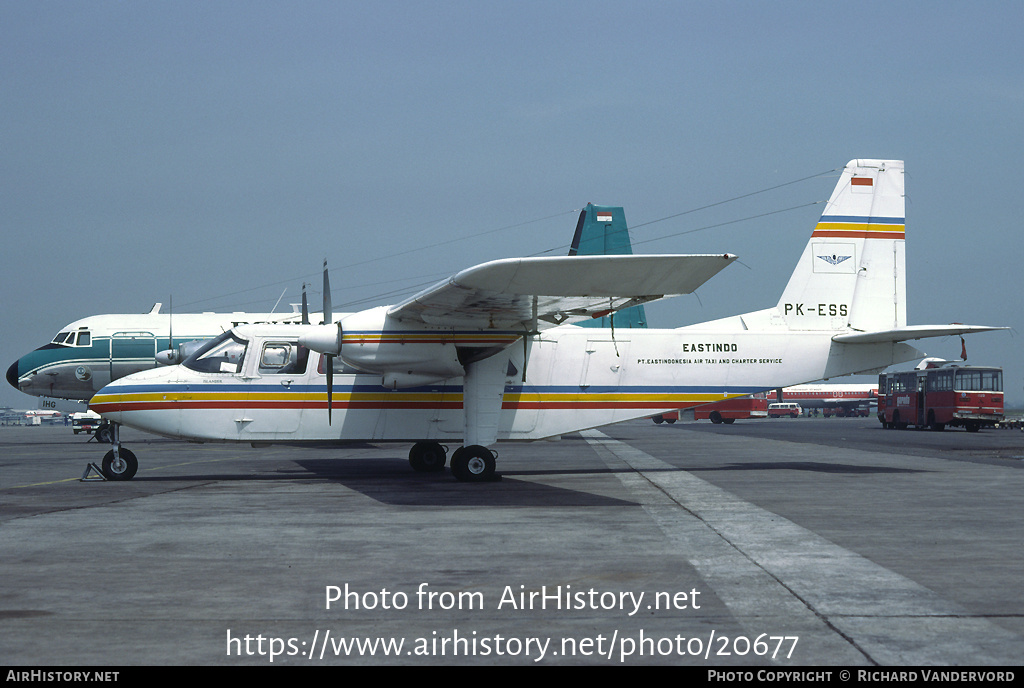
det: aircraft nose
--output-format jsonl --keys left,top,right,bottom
{"left": 6, "top": 360, "right": 20, "bottom": 391}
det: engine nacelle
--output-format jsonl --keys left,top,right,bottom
{"left": 155, "top": 340, "right": 207, "bottom": 366}
{"left": 301, "top": 306, "right": 466, "bottom": 386}
{"left": 298, "top": 323, "right": 342, "bottom": 356}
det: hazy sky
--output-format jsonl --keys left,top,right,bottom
{"left": 3, "top": 1, "right": 1022, "bottom": 408}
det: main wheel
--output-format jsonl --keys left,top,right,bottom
{"left": 409, "top": 442, "right": 447, "bottom": 472}
{"left": 101, "top": 448, "right": 138, "bottom": 481}
{"left": 450, "top": 445, "right": 496, "bottom": 482}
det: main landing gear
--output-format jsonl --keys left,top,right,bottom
{"left": 408, "top": 441, "right": 500, "bottom": 482}
{"left": 88, "top": 433, "right": 498, "bottom": 483}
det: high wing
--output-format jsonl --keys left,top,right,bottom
{"left": 832, "top": 325, "right": 1008, "bottom": 344}
{"left": 387, "top": 254, "right": 736, "bottom": 329}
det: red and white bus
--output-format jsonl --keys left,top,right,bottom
{"left": 877, "top": 366, "right": 1003, "bottom": 432}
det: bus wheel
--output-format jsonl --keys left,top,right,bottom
{"left": 965, "top": 422, "right": 980, "bottom": 433}
{"left": 927, "top": 411, "right": 945, "bottom": 432}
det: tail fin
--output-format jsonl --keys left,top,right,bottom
{"left": 571, "top": 203, "right": 647, "bottom": 328}
{"left": 777, "top": 159, "right": 906, "bottom": 332}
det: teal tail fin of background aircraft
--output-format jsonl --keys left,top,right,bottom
{"left": 570, "top": 203, "right": 647, "bottom": 328}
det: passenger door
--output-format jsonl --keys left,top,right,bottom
{"left": 241, "top": 340, "right": 308, "bottom": 436}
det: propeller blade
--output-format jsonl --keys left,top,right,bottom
{"left": 168, "top": 295, "right": 173, "bottom": 360}
{"left": 301, "top": 283, "right": 309, "bottom": 325}
{"left": 322, "top": 259, "right": 332, "bottom": 324}
{"left": 326, "top": 354, "right": 333, "bottom": 425}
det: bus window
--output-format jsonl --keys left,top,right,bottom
{"left": 954, "top": 370, "right": 1001, "bottom": 392}
{"left": 928, "top": 370, "right": 952, "bottom": 392}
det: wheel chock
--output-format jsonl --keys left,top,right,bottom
{"left": 80, "top": 463, "right": 107, "bottom": 482}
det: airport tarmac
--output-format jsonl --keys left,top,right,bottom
{"left": 2, "top": 418, "right": 1023, "bottom": 666}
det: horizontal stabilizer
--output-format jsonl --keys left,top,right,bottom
{"left": 389, "top": 254, "right": 736, "bottom": 328}
{"left": 832, "top": 325, "right": 1008, "bottom": 344}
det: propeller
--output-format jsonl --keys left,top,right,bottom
{"left": 297, "top": 259, "right": 342, "bottom": 424}
{"left": 168, "top": 294, "right": 173, "bottom": 361}
{"left": 322, "top": 260, "right": 334, "bottom": 424}
{"left": 300, "top": 283, "right": 309, "bottom": 325}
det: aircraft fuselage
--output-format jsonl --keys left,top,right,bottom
{"left": 89, "top": 322, "right": 923, "bottom": 444}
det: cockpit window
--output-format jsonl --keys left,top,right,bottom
{"left": 183, "top": 332, "right": 247, "bottom": 374}
{"left": 51, "top": 330, "right": 92, "bottom": 346}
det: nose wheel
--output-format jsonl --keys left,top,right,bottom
{"left": 93, "top": 422, "right": 139, "bottom": 481}
{"left": 101, "top": 447, "right": 138, "bottom": 481}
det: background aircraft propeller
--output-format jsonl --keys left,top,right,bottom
{"left": 322, "top": 259, "right": 335, "bottom": 424}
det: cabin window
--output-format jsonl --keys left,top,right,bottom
{"left": 259, "top": 342, "right": 309, "bottom": 374}
{"left": 260, "top": 344, "right": 291, "bottom": 370}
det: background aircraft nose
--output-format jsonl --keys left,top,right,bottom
{"left": 7, "top": 360, "right": 21, "bottom": 391}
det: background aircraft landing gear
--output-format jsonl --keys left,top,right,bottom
{"left": 449, "top": 445, "right": 499, "bottom": 482}
{"left": 408, "top": 442, "right": 447, "bottom": 472}
{"left": 94, "top": 421, "right": 115, "bottom": 444}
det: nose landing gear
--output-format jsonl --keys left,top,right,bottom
{"left": 87, "top": 422, "right": 138, "bottom": 481}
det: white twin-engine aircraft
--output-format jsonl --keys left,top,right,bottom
{"left": 89, "top": 160, "right": 1004, "bottom": 482}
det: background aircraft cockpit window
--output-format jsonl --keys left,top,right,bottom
{"left": 259, "top": 342, "right": 309, "bottom": 375}
{"left": 77, "top": 331, "right": 91, "bottom": 347}
{"left": 183, "top": 332, "right": 247, "bottom": 374}
{"left": 51, "top": 332, "right": 71, "bottom": 345}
